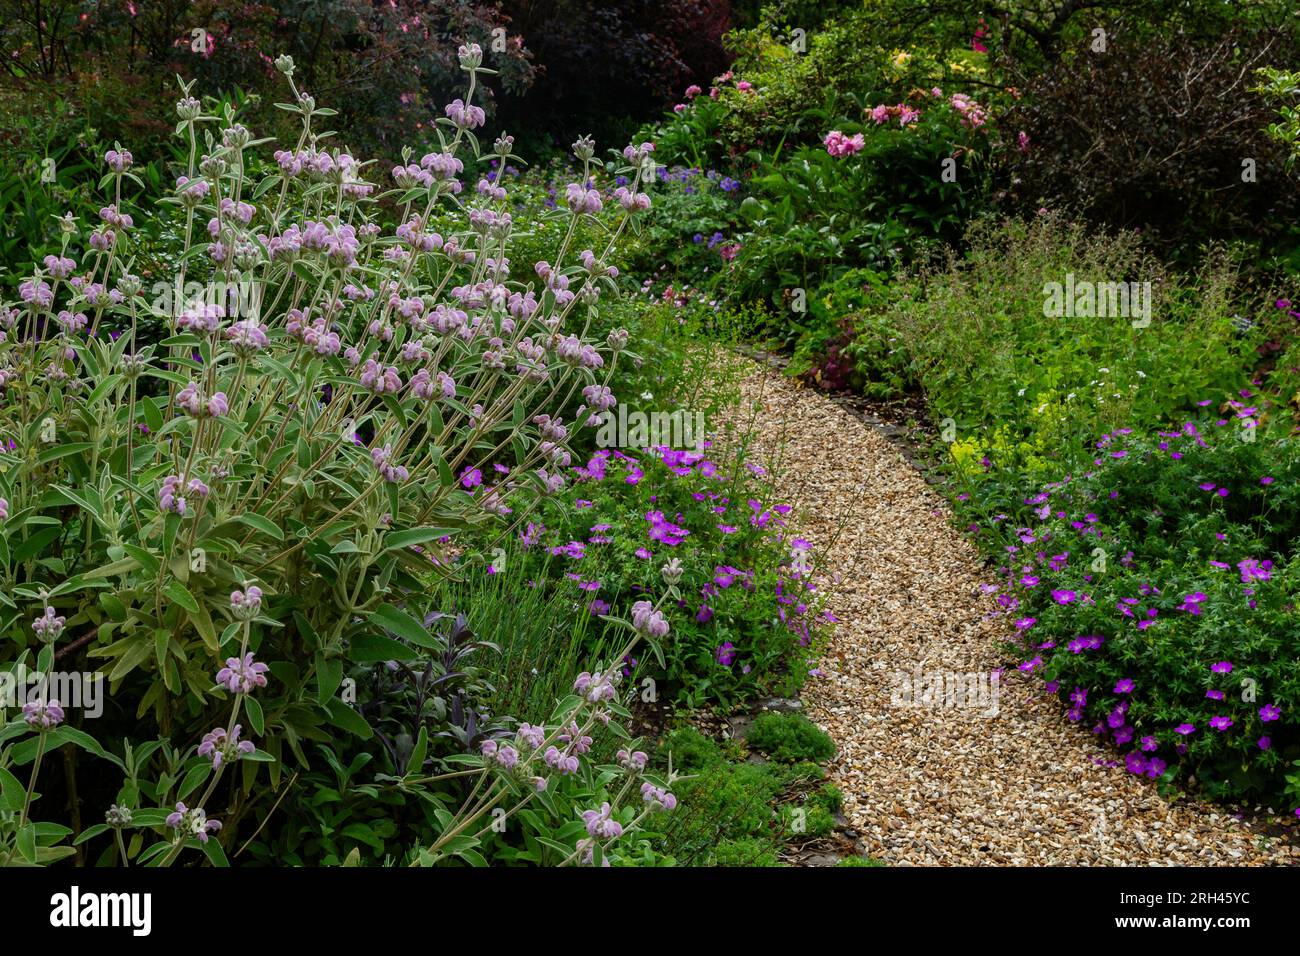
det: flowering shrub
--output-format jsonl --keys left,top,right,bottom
{"left": 957, "top": 412, "right": 1299, "bottom": 803}
{"left": 514, "top": 443, "right": 829, "bottom": 707}
{"left": 0, "top": 46, "right": 682, "bottom": 866}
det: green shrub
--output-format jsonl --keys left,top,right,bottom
{"left": 891, "top": 214, "right": 1270, "bottom": 476}
{"left": 714, "top": 835, "right": 783, "bottom": 866}
{"left": 746, "top": 712, "right": 835, "bottom": 762}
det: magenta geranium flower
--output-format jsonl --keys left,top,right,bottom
{"left": 1174, "top": 723, "right": 1195, "bottom": 735}
{"left": 1210, "top": 661, "right": 1233, "bottom": 674}
{"left": 1114, "top": 678, "right": 1134, "bottom": 694}
{"left": 1208, "top": 716, "right": 1233, "bottom": 732}
{"left": 1259, "top": 703, "right": 1281, "bottom": 722}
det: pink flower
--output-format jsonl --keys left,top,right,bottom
{"left": 823, "top": 130, "right": 865, "bottom": 157}
{"left": 216, "top": 652, "right": 270, "bottom": 694}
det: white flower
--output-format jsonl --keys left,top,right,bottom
{"left": 1017, "top": 388, "right": 1026, "bottom": 397}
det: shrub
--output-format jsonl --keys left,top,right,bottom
{"left": 745, "top": 712, "right": 835, "bottom": 762}
{"left": 889, "top": 214, "right": 1270, "bottom": 475}
{"left": 999, "top": 25, "right": 1300, "bottom": 265}
{"left": 714, "top": 835, "right": 782, "bottom": 866}
{"left": 0, "top": 47, "right": 682, "bottom": 867}
{"left": 957, "top": 416, "right": 1299, "bottom": 803}
{"left": 513, "top": 440, "right": 828, "bottom": 707}
{"left": 496, "top": 0, "right": 733, "bottom": 151}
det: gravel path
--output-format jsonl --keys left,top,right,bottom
{"left": 727, "top": 358, "right": 1296, "bottom": 866}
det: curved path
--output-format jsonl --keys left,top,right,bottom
{"left": 727, "top": 358, "right": 1295, "bottom": 866}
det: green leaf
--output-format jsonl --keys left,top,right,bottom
{"left": 0, "top": 766, "right": 27, "bottom": 810}
{"left": 347, "top": 631, "right": 418, "bottom": 662}
{"left": 315, "top": 654, "right": 343, "bottom": 705}
{"left": 48, "top": 726, "right": 127, "bottom": 772}
{"left": 162, "top": 578, "right": 200, "bottom": 614}
{"left": 201, "top": 837, "right": 230, "bottom": 867}
{"left": 74, "top": 823, "right": 111, "bottom": 846}
{"left": 384, "top": 527, "right": 456, "bottom": 551}
{"left": 16, "top": 823, "right": 37, "bottom": 863}
{"left": 188, "top": 601, "right": 219, "bottom": 652}
{"left": 178, "top": 762, "right": 211, "bottom": 800}
{"left": 365, "top": 604, "right": 437, "bottom": 648}
{"left": 340, "top": 823, "right": 383, "bottom": 852}
{"left": 245, "top": 695, "right": 265, "bottom": 736}
{"left": 232, "top": 512, "right": 285, "bottom": 541}
{"left": 405, "top": 726, "right": 429, "bottom": 777}
{"left": 324, "top": 699, "right": 373, "bottom": 739}
{"left": 12, "top": 527, "right": 61, "bottom": 563}
{"left": 36, "top": 442, "right": 94, "bottom": 465}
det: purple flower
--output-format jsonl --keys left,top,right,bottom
{"left": 1208, "top": 715, "right": 1233, "bottom": 732}
{"left": 1210, "top": 661, "right": 1233, "bottom": 675}
{"left": 216, "top": 652, "right": 270, "bottom": 694}
{"left": 1174, "top": 723, "right": 1195, "bottom": 735}
{"left": 198, "top": 724, "right": 255, "bottom": 769}
{"left": 582, "top": 802, "right": 623, "bottom": 840}
{"left": 1259, "top": 703, "right": 1281, "bottom": 723}
{"left": 230, "top": 586, "right": 263, "bottom": 620}
{"left": 716, "top": 642, "right": 736, "bottom": 666}
{"left": 31, "top": 606, "right": 66, "bottom": 641}
{"left": 631, "top": 600, "right": 669, "bottom": 638}
{"left": 23, "top": 698, "right": 64, "bottom": 729}
{"left": 165, "top": 801, "right": 221, "bottom": 842}
{"left": 1114, "top": 678, "right": 1134, "bottom": 694}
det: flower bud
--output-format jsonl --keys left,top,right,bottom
{"left": 661, "top": 557, "right": 684, "bottom": 585}
{"left": 572, "top": 135, "right": 595, "bottom": 162}
{"left": 457, "top": 43, "right": 483, "bottom": 69}
{"left": 274, "top": 54, "right": 295, "bottom": 75}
